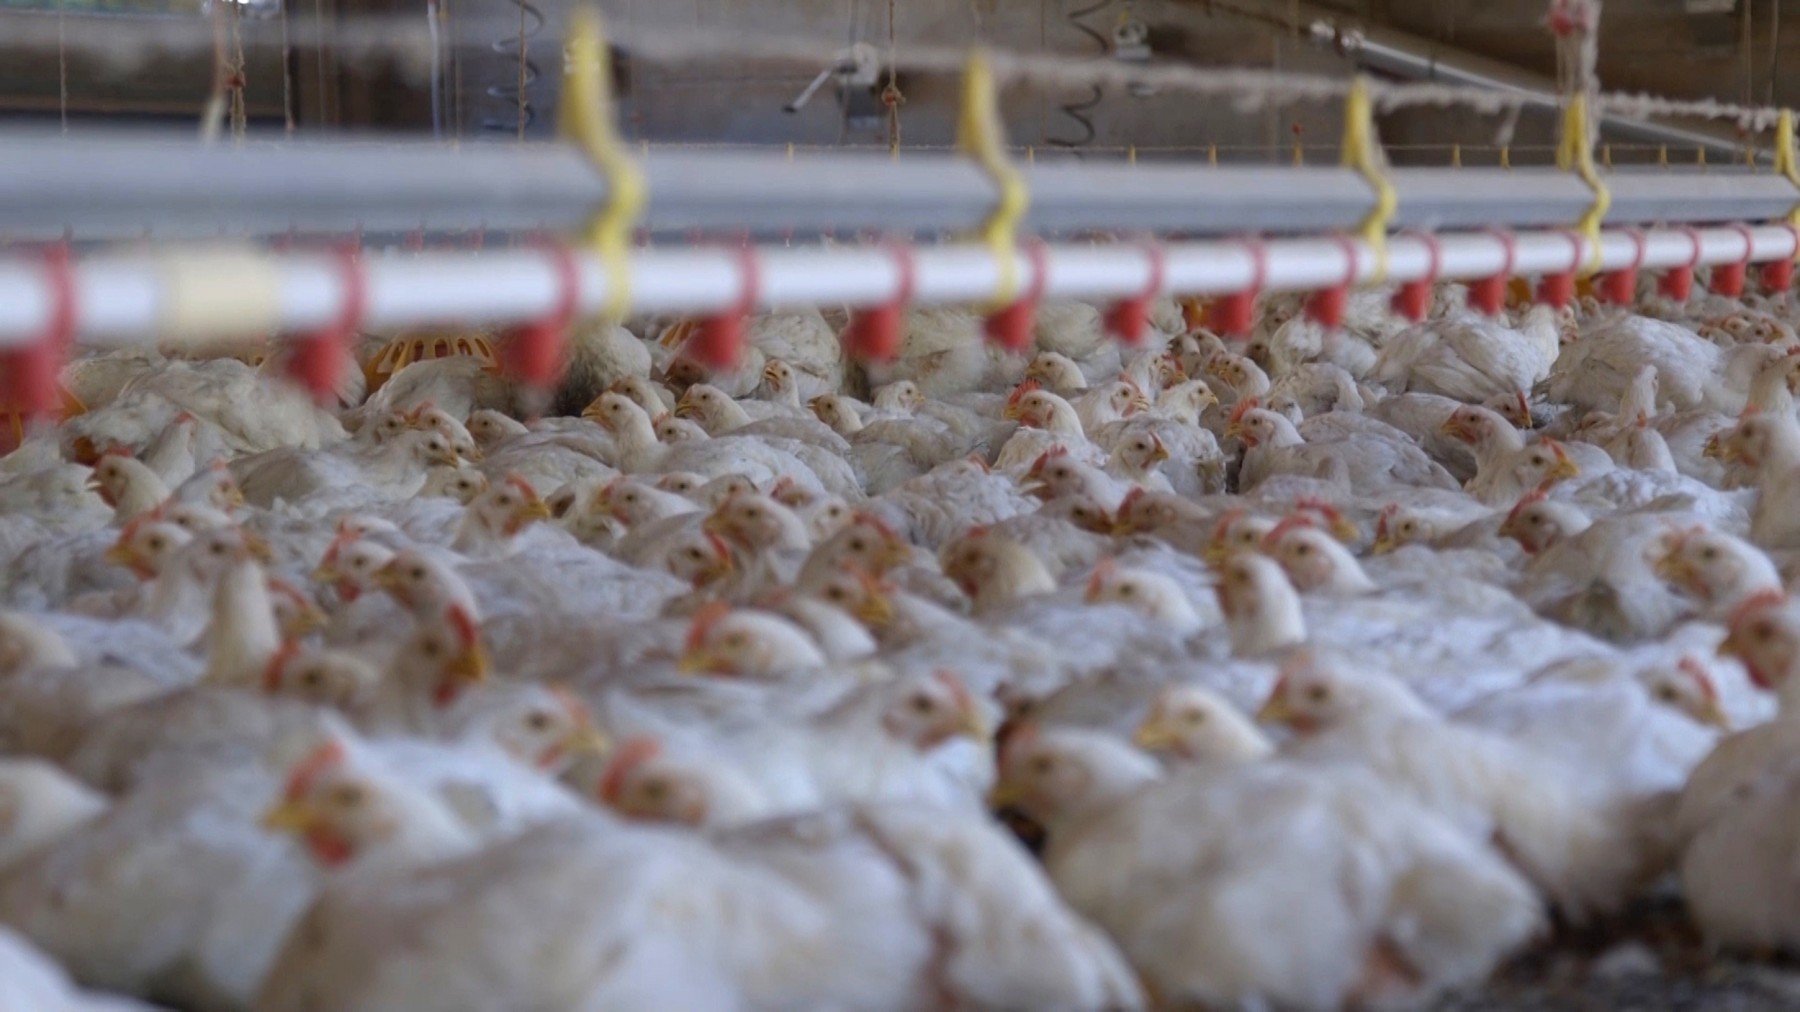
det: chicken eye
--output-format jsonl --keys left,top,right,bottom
{"left": 410, "top": 567, "right": 426, "bottom": 580}
{"left": 1529, "top": 516, "right": 1544, "bottom": 526}
{"left": 640, "top": 779, "right": 668, "bottom": 801}
{"left": 1293, "top": 544, "right": 1312, "bottom": 556}
{"left": 147, "top": 537, "right": 164, "bottom": 550}
{"left": 525, "top": 711, "right": 553, "bottom": 731}
{"left": 1700, "top": 547, "right": 1719, "bottom": 560}
{"left": 1755, "top": 623, "right": 1775, "bottom": 640}
{"left": 1184, "top": 709, "right": 1206, "bottom": 724}
{"left": 909, "top": 694, "right": 937, "bottom": 714}
{"left": 1031, "top": 756, "right": 1056, "bottom": 775}
{"left": 687, "top": 548, "right": 706, "bottom": 560}
{"left": 1117, "top": 584, "right": 1135, "bottom": 598}
{"left": 1656, "top": 684, "right": 1679, "bottom": 702}
{"left": 210, "top": 543, "right": 227, "bottom": 556}
{"left": 1306, "top": 685, "right": 1329, "bottom": 702}
{"left": 331, "top": 784, "right": 366, "bottom": 808}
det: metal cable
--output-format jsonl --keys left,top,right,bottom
{"left": 479, "top": 0, "right": 542, "bottom": 136}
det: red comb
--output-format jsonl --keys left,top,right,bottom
{"left": 504, "top": 473, "right": 538, "bottom": 499}
{"left": 1504, "top": 488, "right": 1549, "bottom": 526}
{"left": 703, "top": 530, "right": 732, "bottom": 560}
{"left": 1540, "top": 437, "right": 1570, "bottom": 461}
{"left": 262, "top": 640, "right": 303, "bottom": 693}
{"left": 283, "top": 738, "right": 347, "bottom": 802}
{"left": 996, "top": 720, "right": 1040, "bottom": 771}
{"left": 931, "top": 669, "right": 977, "bottom": 714}
{"left": 1676, "top": 656, "right": 1720, "bottom": 704}
{"left": 1086, "top": 557, "right": 1118, "bottom": 598}
{"left": 1209, "top": 507, "right": 1248, "bottom": 545}
{"left": 1727, "top": 588, "right": 1787, "bottom": 631}
{"left": 445, "top": 604, "right": 481, "bottom": 648}
{"left": 1514, "top": 391, "right": 1530, "bottom": 420}
{"left": 1006, "top": 379, "right": 1042, "bottom": 408}
{"left": 1262, "top": 514, "right": 1317, "bottom": 552}
{"left": 548, "top": 685, "right": 593, "bottom": 725}
{"left": 964, "top": 525, "right": 990, "bottom": 540}
{"left": 1118, "top": 486, "right": 1148, "bottom": 516}
{"left": 685, "top": 601, "right": 732, "bottom": 653}
{"left": 597, "top": 736, "right": 661, "bottom": 805}
{"left": 851, "top": 511, "right": 900, "bottom": 543}
{"left": 1293, "top": 497, "right": 1342, "bottom": 522}
{"left": 1227, "top": 396, "right": 1261, "bottom": 427}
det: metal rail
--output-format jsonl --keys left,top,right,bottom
{"left": 2, "top": 130, "right": 1794, "bottom": 242}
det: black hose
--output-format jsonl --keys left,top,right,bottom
{"left": 1048, "top": 0, "right": 1110, "bottom": 150}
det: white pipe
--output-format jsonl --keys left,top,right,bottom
{"left": 0, "top": 224, "right": 1792, "bottom": 351}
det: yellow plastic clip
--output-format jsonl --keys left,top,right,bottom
{"left": 957, "top": 49, "right": 1029, "bottom": 308}
{"left": 1340, "top": 77, "right": 1397, "bottom": 283}
{"left": 1555, "top": 92, "right": 1611, "bottom": 275}
{"left": 1774, "top": 110, "right": 1800, "bottom": 246}
{"left": 560, "top": 8, "right": 645, "bottom": 320}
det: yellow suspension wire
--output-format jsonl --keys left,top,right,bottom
{"left": 957, "top": 49, "right": 1030, "bottom": 309}
{"left": 561, "top": 8, "right": 645, "bottom": 321}
{"left": 1775, "top": 110, "right": 1800, "bottom": 255}
{"left": 1340, "top": 77, "right": 1397, "bottom": 283}
{"left": 1555, "top": 93, "right": 1610, "bottom": 275}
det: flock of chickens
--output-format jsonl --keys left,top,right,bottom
{"left": 4, "top": 266, "right": 1800, "bottom": 1010}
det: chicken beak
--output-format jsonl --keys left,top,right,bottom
{"left": 673, "top": 399, "right": 697, "bottom": 419}
{"left": 1255, "top": 694, "right": 1295, "bottom": 725}
{"left": 103, "top": 542, "right": 138, "bottom": 569}
{"left": 243, "top": 532, "right": 276, "bottom": 563}
{"left": 311, "top": 562, "right": 341, "bottom": 585}
{"left": 1002, "top": 402, "right": 1024, "bottom": 422}
{"left": 1370, "top": 534, "right": 1398, "bottom": 555}
{"left": 1695, "top": 698, "right": 1732, "bottom": 730}
{"left": 1149, "top": 440, "right": 1172, "bottom": 464}
{"left": 1133, "top": 717, "right": 1180, "bottom": 753}
{"left": 875, "top": 539, "right": 912, "bottom": 574}
{"left": 986, "top": 780, "right": 1025, "bottom": 809}
{"left": 856, "top": 592, "right": 894, "bottom": 628}
{"left": 451, "top": 642, "right": 491, "bottom": 685}
{"left": 1130, "top": 394, "right": 1152, "bottom": 414}
{"left": 260, "top": 799, "right": 319, "bottom": 834}
{"left": 564, "top": 725, "right": 612, "bottom": 757}
{"left": 1549, "top": 458, "right": 1581, "bottom": 483}
{"left": 285, "top": 604, "right": 327, "bottom": 638}
{"left": 1653, "top": 552, "right": 1689, "bottom": 585}
{"left": 1718, "top": 627, "right": 1747, "bottom": 661}
{"left": 1438, "top": 417, "right": 1467, "bottom": 441}
{"left": 461, "top": 446, "right": 485, "bottom": 464}
{"left": 1702, "top": 436, "right": 1732, "bottom": 462}
{"left": 956, "top": 707, "right": 992, "bottom": 742}
{"left": 518, "top": 498, "right": 554, "bottom": 524}
{"left": 580, "top": 401, "right": 607, "bottom": 423}
{"left": 678, "top": 648, "right": 725, "bottom": 675}
{"left": 1224, "top": 421, "right": 1244, "bottom": 440}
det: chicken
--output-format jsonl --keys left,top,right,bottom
{"left": 1261, "top": 656, "right": 1652, "bottom": 920}
{"left": 995, "top": 725, "right": 1539, "bottom": 1010}
{"left": 1372, "top": 305, "right": 1560, "bottom": 404}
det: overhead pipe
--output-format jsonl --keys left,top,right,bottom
{"left": 0, "top": 224, "right": 1788, "bottom": 350}
{"left": 1195, "top": 0, "right": 1754, "bottom": 161}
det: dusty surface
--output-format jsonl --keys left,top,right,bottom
{"left": 1433, "top": 896, "right": 1800, "bottom": 1011}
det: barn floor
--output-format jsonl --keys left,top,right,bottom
{"left": 1435, "top": 895, "right": 1800, "bottom": 1011}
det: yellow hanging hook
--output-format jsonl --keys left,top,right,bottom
{"left": 1775, "top": 110, "right": 1800, "bottom": 246}
{"left": 561, "top": 8, "right": 645, "bottom": 320}
{"left": 1340, "top": 77, "right": 1397, "bottom": 283}
{"left": 1556, "top": 92, "right": 1610, "bottom": 275}
{"left": 957, "top": 49, "right": 1030, "bottom": 309}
